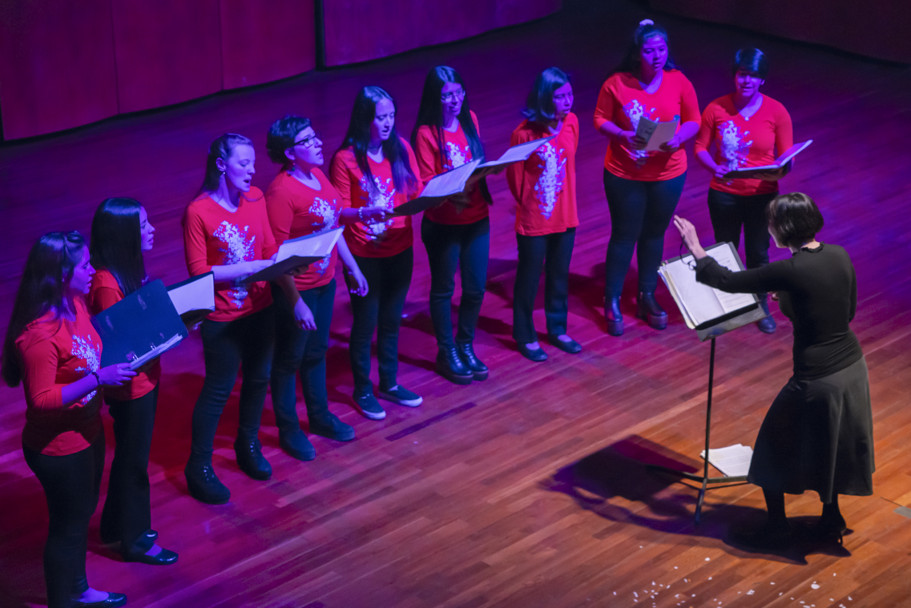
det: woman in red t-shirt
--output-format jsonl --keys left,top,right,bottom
{"left": 694, "top": 48, "right": 794, "bottom": 334}
{"left": 182, "top": 133, "right": 277, "bottom": 504}
{"left": 330, "top": 87, "right": 423, "bottom": 420}
{"left": 506, "top": 67, "right": 581, "bottom": 362}
{"left": 2, "top": 231, "right": 134, "bottom": 608}
{"left": 594, "top": 19, "right": 700, "bottom": 336}
{"left": 88, "top": 198, "right": 177, "bottom": 565}
{"left": 265, "top": 114, "right": 369, "bottom": 461}
{"left": 412, "top": 66, "right": 492, "bottom": 384}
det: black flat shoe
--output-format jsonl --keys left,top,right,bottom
{"left": 185, "top": 462, "right": 230, "bottom": 504}
{"left": 456, "top": 342, "right": 489, "bottom": 381}
{"left": 125, "top": 546, "right": 178, "bottom": 566}
{"left": 517, "top": 342, "right": 547, "bottom": 362}
{"left": 809, "top": 516, "right": 848, "bottom": 544}
{"left": 605, "top": 297, "right": 624, "bottom": 336}
{"left": 636, "top": 292, "right": 667, "bottom": 330}
{"left": 234, "top": 437, "right": 272, "bottom": 480}
{"left": 548, "top": 335, "right": 582, "bottom": 354}
{"left": 73, "top": 592, "right": 127, "bottom": 607}
{"left": 757, "top": 315, "right": 777, "bottom": 334}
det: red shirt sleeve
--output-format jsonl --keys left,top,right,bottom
{"left": 17, "top": 325, "right": 64, "bottom": 411}
{"left": 183, "top": 199, "right": 213, "bottom": 277}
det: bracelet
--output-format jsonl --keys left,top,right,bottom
{"left": 90, "top": 370, "right": 101, "bottom": 386}
{"left": 357, "top": 207, "right": 365, "bottom": 222}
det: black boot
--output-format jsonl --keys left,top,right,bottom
{"left": 234, "top": 438, "right": 272, "bottom": 480}
{"left": 456, "top": 342, "right": 489, "bottom": 381}
{"left": 185, "top": 461, "right": 230, "bottom": 504}
{"left": 605, "top": 297, "right": 624, "bottom": 336}
{"left": 637, "top": 292, "right": 667, "bottom": 330}
{"left": 435, "top": 345, "right": 473, "bottom": 384}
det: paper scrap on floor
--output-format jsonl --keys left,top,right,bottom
{"left": 700, "top": 443, "right": 753, "bottom": 477}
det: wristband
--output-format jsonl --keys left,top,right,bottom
{"left": 358, "top": 207, "right": 365, "bottom": 223}
{"left": 90, "top": 370, "right": 101, "bottom": 386}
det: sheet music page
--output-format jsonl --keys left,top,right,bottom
{"left": 659, "top": 255, "right": 724, "bottom": 328}
{"left": 419, "top": 159, "right": 481, "bottom": 198}
{"left": 480, "top": 135, "right": 555, "bottom": 168}
{"left": 168, "top": 273, "right": 214, "bottom": 316}
{"left": 705, "top": 245, "right": 758, "bottom": 314}
{"left": 277, "top": 228, "right": 342, "bottom": 262}
{"left": 699, "top": 444, "right": 753, "bottom": 477}
{"left": 637, "top": 116, "right": 679, "bottom": 151}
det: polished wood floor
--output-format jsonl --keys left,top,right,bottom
{"left": 2, "top": 2, "right": 910, "bottom": 606}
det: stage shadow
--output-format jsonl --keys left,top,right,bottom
{"left": 543, "top": 436, "right": 851, "bottom": 564}
{"left": 0, "top": 472, "right": 47, "bottom": 607}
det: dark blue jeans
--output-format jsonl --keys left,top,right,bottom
{"left": 603, "top": 170, "right": 686, "bottom": 299}
{"left": 189, "top": 305, "right": 274, "bottom": 464}
{"left": 421, "top": 217, "right": 489, "bottom": 348}
{"left": 271, "top": 279, "right": 336, "bottom": 435}
{"left": 24, "top": 435, "right": 104, "bottom": 608}
{"left": 349, "top": 248, "right": 413, "bottom": 395}
{"left": 707, "top": 188, "right": 775, "bottom": 270}
{"left": 101, "top": 385, "right": 158, "bottom": 557}
{"left": 513, "top": 228, "right": 576, "bottom": 343}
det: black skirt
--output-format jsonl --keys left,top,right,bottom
{"left": 747, "top": 356, "right": 874, "bottom": 502}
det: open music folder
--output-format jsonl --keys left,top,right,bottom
{"left": 658, "top": 242, "right": 766, "bottom": 339}
{"left": 244, "top": 228, "right": 343, "bottom": 283}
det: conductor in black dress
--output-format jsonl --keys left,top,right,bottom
{"left": 674, "top": 192, "right": 873, "bottom": 548}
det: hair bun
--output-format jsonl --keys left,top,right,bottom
{"left": 639, "top": 19, "right": 655, "bottom": 27}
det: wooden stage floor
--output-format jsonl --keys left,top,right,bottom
{"left": 1, "top": 1, "right": 910, "bottom": 606}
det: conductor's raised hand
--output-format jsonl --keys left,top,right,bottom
{"left": 673, "top": 215, "right": 706, "bottom": 259}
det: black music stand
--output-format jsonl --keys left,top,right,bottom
{"left": 652, "top": 243, "right": 768, "bottom": 524}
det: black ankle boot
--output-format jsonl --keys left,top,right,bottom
{"left": 234, "top": 438, "right": 272, "bottom": 480}
{"left": 637, "top": 292, "right": 667, "bottom": 330}
{"left": 185, "top": 461, "right": 230, "bottom": 504}
{"left": 436, "top": 346, "right": 473, "bottom": 384}
{"left": 605, "top": 297, "right": 624, "bottom": 336}
{"left": 456, "top": 342, "right": 488, "bottom": 381}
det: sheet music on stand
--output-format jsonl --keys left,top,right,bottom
{"left": 658, "top": 242, "right": 766, "bottom": 341}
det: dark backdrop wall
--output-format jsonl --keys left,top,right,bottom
{"left": 0, "top": 0, "right": 559, "bottom": 140}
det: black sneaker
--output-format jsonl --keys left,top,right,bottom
{"left": 354, "top": 392, "right": 386, "bottom": 420}
{"left": 185, "top": 462, "right": 230, "bottom": 504}
{"left": 279, "top": 430, "right": 316, "bottom": 461}
{"left": 234, "top": 438, "right": 272, "bottom": 480}
{"left": 377, "top": 384, "right": 423, "bottom": 407}
{"left": 309, "top": 413, "right": 356, "bottom": 441}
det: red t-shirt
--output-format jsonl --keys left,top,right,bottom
{"left": 414, "top": 111, "right": 489, "bottom": 225}
{"left": 16, "top": 299, "right": 104, "bottom": 456}
{"left": 593, "top": 70, "right": 700, "bottom": 181}
{"left": 266, "top": 168, "right": 341, "bottom": 291}
{"left": 86, "top": 269, "right": 160, "bottom": 400}
{"left": 506, "top": 112, "right": 580, "bottom": 236}
{"left": 694, "top": 94, "right": 793, "bottom": 196}
{"left": 183, "top": 186, "right": 277, "bottom": 322}
{"left": 329, "top": 139, "right": 420, "bottom": 258}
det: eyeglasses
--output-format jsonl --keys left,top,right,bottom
{"left": 293, "top": 133, "right": 320, "bottom": 148}
{"left": 440, "top": 88, "right": 466, "bottom": 103}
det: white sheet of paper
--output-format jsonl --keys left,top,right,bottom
{"left": 700, "top": 443, "right": 753, "bottom": 477}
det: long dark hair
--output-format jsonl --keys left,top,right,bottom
{"left": 337, "top": 86, "right": 417, "bottom": 196}
{"left": 199, "top": 133, "right": 255, "bottom": 194}
{"left": 522, "top": 67, "right": 571, "bottom": 125}
{"left": 3, "top": 231, "right": 86, "bottom": 387}
{"left": 90, "top": 198, "right": 147, "bottom": 296}
{"left": 266, "top": 115, "right": 312, "bottom": 170}
{"left": 610, "top": 19, "right": 678, "bottom": 77}
{"left": 412, "top": 66, "right": 485, "bottom": 169}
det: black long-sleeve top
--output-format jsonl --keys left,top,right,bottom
{"left": 695, "top": 243, "right": 863, "bottom": 380}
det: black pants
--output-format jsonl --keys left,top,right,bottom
{"left": 707, "top": 188, "right": 775, "bottom": 270}
{"left": 24, "top": 436, "right": 104, "bottom": 608}
{"left": 513, "top": 228, "right": 575, "bottom": 343}
{"left": 101, "top": 385, "right": 158, "bottom": 557}
{"left": 349, "top": 248, "right": 413, "bottom": 395}
{"left": 189, "top": 305, "right": 275, "bottom": 465}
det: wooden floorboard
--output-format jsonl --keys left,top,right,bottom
{"left": 1, "top": 1, "right": 910, "bottom": 606}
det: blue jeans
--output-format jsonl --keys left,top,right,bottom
{"left": 189, "top": 305, "right": 274, "bottom": 464}
{"left": 101, "top": 385, "right": 158, "bottom": 557}
{"left": 24, "top": 436, "right": 104, "bottom": 608}
{"left": 513, "top": 228, "right": 575, "bottom": 343}
{"left": 603, "top": 170, "right": 686, "bottom": 299}
{"left": 271, "top": 279, "right": 336, "bottom": 435}
{"left": 707, "top": 188, "right": 774, "bottom": 270}
{"left": 421, "top": 217, "right": 489, "bottom": 348}
{"left": 349, "top": 248, "right": 413, "bottom": 394}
